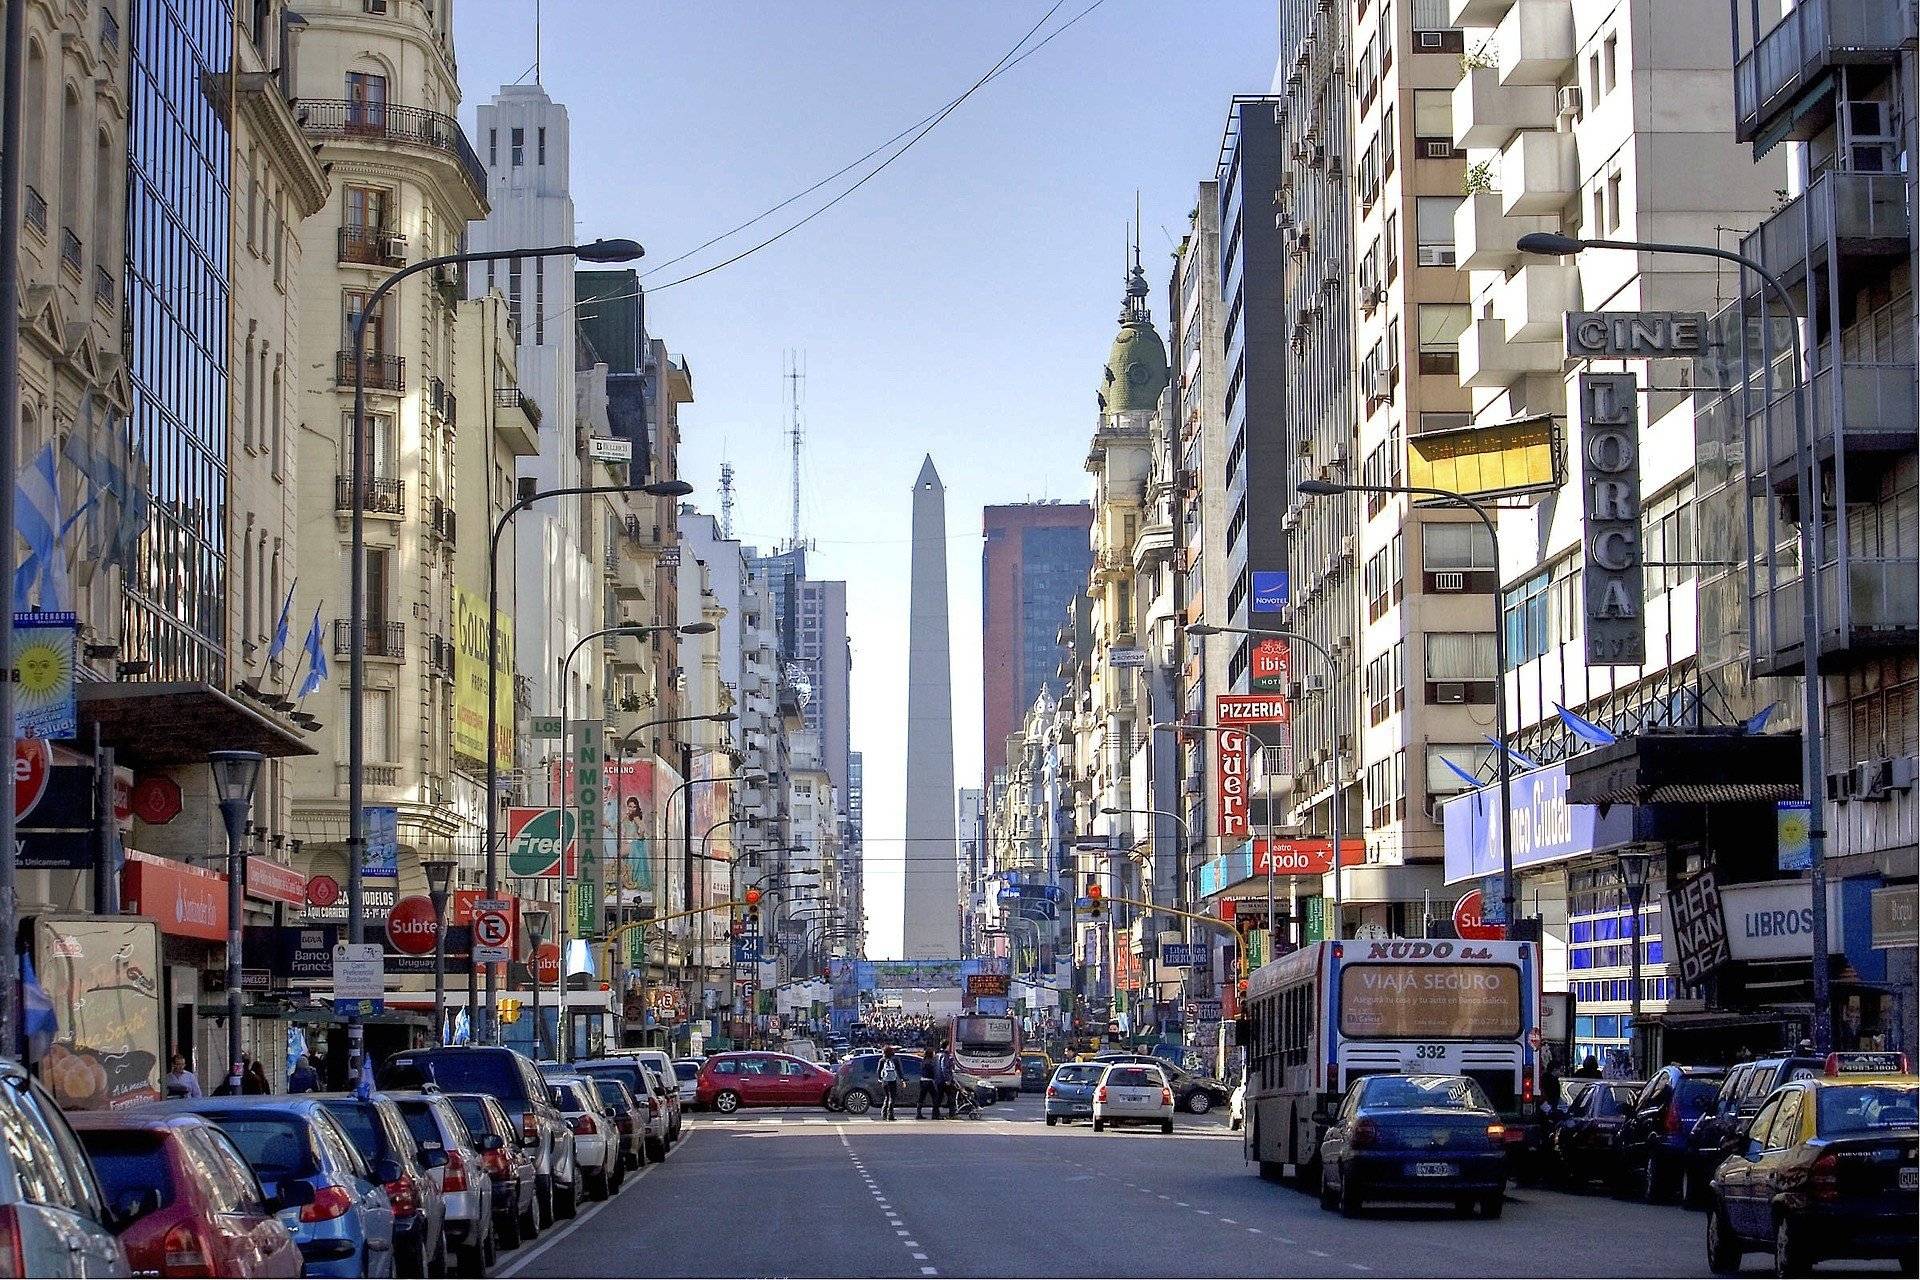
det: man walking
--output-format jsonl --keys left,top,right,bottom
{"left": 915, "top": 1044, "right": 940, "bottom": 1119}
{"left": 937, "top": 1046, "right": 959, "bottom": 1118}
{"left": 877, "top": 1045, "right": 901, "bottom": 1120}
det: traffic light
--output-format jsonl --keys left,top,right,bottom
{"left": 497, "top": 998, "right": 522, "bottom": 1025}
{"left": 1085, "top": 878, "right": 1104, "bottom": 917}
{"left": 744, "top": 887, "right": 762, "bottom": 906}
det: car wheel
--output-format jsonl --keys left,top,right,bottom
{"left": 1318, "top": 1167, "right": 1338, "bottom": 1210}
{"left": 1092, "top": 1117, "right": 1105, "bottom": 1132}
{"left": 535, "top": 1174, "right": 553, "bottom": 1229}
{"left": 1045, "top": 1115, "right": 1057, "bottom": 1126}
{"left": 521, "top": 1190, "right": 541, "bottom": 1242}
{"left": 1339, "top": 1174, "right": 1364, "bottom": 1218}
{"left": 1186, "top": 1091, "right": 1212, "bottom": 1115}
{"left": 647, "top": 1136, "right": 668, "bottom": 1162}
{"left": 1706, "top": 1206, "right": 1743, "bottom": 1276}
{"left": 1454, "top": 1197, "right": 1477, "bottom": 1218}
{"left": 555, "top": 1177, "right": 578, "bottom": 1220}
{"left": 1773, "top": 1215, "right": 1809, "bottom": 1278}
{"left": 1642, "top": 1153, "right": 1672, "bottom": 1204}
{"left": 460, "top": 1233, "right": 488, "bottom": 1275}
{"left": 499, "top": 1201, "right": 523, "bottom": 1251}
{"left": 429, "top": 1229, "right": 449, "bottom": 1279}
{"left": 844, "top": 1089, "right": 872, "bottom": 1115}
{"left": 1480, "top": 1194, "right": 1504, "bottom": 1219}
{"left": 1680, "top": 1164, "right": 1710, "bottom": 1210}
{"left": 1161, "top": 1119, "right": 1174, "bottom": 1135}
{"left": 714, "top": 1090, "right": 741, "bottom": 1114}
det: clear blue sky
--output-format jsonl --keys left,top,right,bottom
{"left": 455, "top": 0, "right": 1275, "bottom": 957}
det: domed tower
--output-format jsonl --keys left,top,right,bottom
{"left": 1097, "top": 257, "right": 1170, "bottom": 416}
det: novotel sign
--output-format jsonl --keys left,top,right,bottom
{"left": 1565, "top": 310, "right": 1707, "bottom": 360}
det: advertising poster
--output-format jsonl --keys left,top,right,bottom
{"left": 452, "top": 588, "right": 514, "bottom": 764}
{"left": 506, "top": 807, "right": 577, "bottom": 878}
{"left": 34, "top": 916, "right": 162, "bottom": 1110}
{"left": 12, "top": 612, "right": 77, "bottom": 740}
{"left": 557, "top": 758, "right": 659, "bottom": 903}
{"left": 364, "top": 806, "right": 398, "bottom": 878}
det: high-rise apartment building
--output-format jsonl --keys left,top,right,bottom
{"left": 981, "top": 502, "right": 1093, "bottom": 788}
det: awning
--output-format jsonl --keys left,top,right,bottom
{"left": 1565, "top": 731, "right": 1802, "bottom": 805}
{"left": 1335, "top": 860, "right": 1447, "bottom": 904}
{"left": 79, "top": 682, "right": 315, "bottom": 767}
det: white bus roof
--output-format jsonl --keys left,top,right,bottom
{"left": 1246, "top": 938, "right": 1538, "bottom": 1001}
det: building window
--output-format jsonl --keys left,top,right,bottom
{"left": 1606, "top": 171, "right": 1622, "bottom": 231}
{"left": 342, "top": 290, "right": 387, "bottom": 353}
{"left": 1411, "top": 89, "right": 1453, "bottom": 151}
{"left": 1420, "top": 521, "right": 1495, "bottom": 593}
{"left": 488, "top": 127, "right": 496, "bottom": 166}
{"left": 1602, "top": 33, "right": 1618, "bottom": 94}
{"left": 1381, "top": 104, "right": 1396, "bottom": 174}
{"left": 345, "top": 71, "right": 387, "bottom": 131}
{"left": 1383, "top": 210, "right": 1399, "bottom": 279}
{"left": 537, "top": 127, "right": 547, "bottom": 164}
{"left": 1417, "top": 303, "right": 1468, "bottom": 374}
{"left": 1427, "top": 743, "right": 1498, "bottom": 801}
{"left": 1415, "top": 196, "right": 1460, "bottom": 266}
{"left": 1642, "top": 482, "right": 1696, "bottom": 594}
{"left": 1423, "top": 631, "right": 1496, "bottom": 703}
{"left": 1502, "top": 573, "right": 1550, "bottom": 668}
{"left": 510, "top": 126, "right": 525, "bottom": 167}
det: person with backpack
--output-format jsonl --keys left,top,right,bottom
{"left": 877, "top": 1045, "right": 901, "bottom": 1120}
{"left": 915, "top": 1044, "right": 940, "bottom": 1118}
{"left": 936, "top": 1047, "right": 959, "bottom": 1118}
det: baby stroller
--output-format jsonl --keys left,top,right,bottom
{"left": 954, "top": 1078, "right": 996, "bottom": 1120}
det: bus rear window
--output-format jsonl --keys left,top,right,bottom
{"left": 1338, "top": 964, "right": 1522, "bottom": 1039}
{"left": 953, "top": 1017, "right": 1013, "bottom": 1048}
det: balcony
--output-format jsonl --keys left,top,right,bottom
{"left": 334, "top": 473, "right": 405, "bottom": 515}
{"left": 1455, "top": 190, "right": 1557, "bottom": 271}
{"left": 93, "top": 266, "right": 114, "bottom": 308}
{"left": 1733, "top": 0, "right": 1910, "bottom": 144}
{"left": 1753, "top": 557, "right": 1919, "bottom": 673}
{"left": 1757, "top": 357, "right": 1917, "bottom": 487}
{"left": 296, "top": 100, "right": 487, "bottom": 204}
{"left": 338, "top": 224, "right": 405, "bottom": 267}
{"left": 23, "top": 187, "right": 45, "bottom": 236}
{"left": 332, "top": 618, "right": 406, "bottom": 658}
{"left": 1454, "top": 65, "right": 1556, "bottom": 150}
{"left": 1449, "top": 0, "right": 1511, "bottom": 26}
{"left": 1459, "top": 315, "right": 1562, "bottom": 387}
{"left": 1495, "top": 259, "right": 1578, "bottom": 342}
{"left": 59, "top": 229, "right": 82, "bottom": 278}
{"left": 1499, "top": 129, "right": 1576, "bottom": 216}
{"left": 495, "top": 385, "right": 524, "bottom": 410}
{"left": 1494, "top": 0, "right": 1576, "bottom": 86}
{"left": 335, "top": 350, "right": 405, "bottom": 392}
{"left": 1739, "top": 169, "right": 1909, "bottom": 290}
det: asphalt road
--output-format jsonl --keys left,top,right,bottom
{"left": 490, "top": 1093, "right": 1893, "bottom": 1278}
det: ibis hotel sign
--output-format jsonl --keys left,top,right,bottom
{"left": 1578, "top": 373, "right": 1646, "bottom": 666}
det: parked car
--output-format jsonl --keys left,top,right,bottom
{"left": 827, "top": 1052, "right": 923, "bottom": 1115}
{"left": 1091, "top": 1062, "right": 1174, "bottom": 1134}
{"left": 380, "top": 1046, "right": 578, "bottom": 1225}
{"left": 588, "top": 1078, "right": 647, "bottom": 1173}
{"left": 1684, "top": 1054, "right": 1825, "bottom": 1208}
{"left": 71, "top": 1111, "right": 302, "bottom": 1278}
{"left": 313, "top": 1094, "right": 446, "bottom": 1279}
{"left": 545, "top": 1076, "right": 621, "bottom": 1201}
{"left": 1706, "top": 1054, "right": 1918, "bottom": 1277}
{"left": 445, "top": 1093, "right": 538, "bottom": 1251}
{"left": 697, "top": 1052, "right": 837, "bottom": 1113}
{"left": 1043, "top": 1062, "right": 1103, "bottom": 1126}
{"left": 1094, "top": 1052, "right": 1231, "bottom": 1115}
{"left": 1621, "top": 1065, "right": 1727, "bottom": 1203}
{"left": 671, "top": 1061, "right": 701, "bottom": 1107}
{"left": 0, "top": 1063, "right": 133, "bottom": 1277}
{"left": 570, "top": 1054, "right": 682, "bottom": 1151}
{"left": 1317, "top": 1074, "right": 1508, "bottom": 1219}
{"left": 1548, "top": 1081, "right": 1642, "bottom": 1189}
{"left": 159, "top": 1097, "right": 398, "bottom": 1279}
{"left": 387, "top": 1092, "right": 495, "bottom": 1274}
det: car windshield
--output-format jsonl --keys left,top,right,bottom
{"left": 550, "top": 1084, "right": 589, "bottom": 1111}
{"left": 1676, "top": 1078, "right": 1723, "bottom": 1111}
{"left": 448, "top": 1097, "right": 496, "bottom": 1137}
{"left": 1816, "top": 1084, "right": 1920, "bottom": 1135}
{"left": 1361, "top": 1076, "right": 1493, "bottom": 1111}
{"left": 1106, "top": 1068, "right": 1160, "bottom": 1088}
{"left": 318, "top": 1102, "right": 396, "bottom": 1161}
{"left": 386, "top": 1054, "right": 513, "bottom": 1095}
{"left": 1055, "top": 1065, "right": 1101, "bottom": 1084}
{"left": 393, "top": 1101, "right": 451, "bottom": 1150}
{"left": 592, "top": 1081, "right": 627, "bottom": 1110}
{"left": 674, "top": 1063, "right": 699, "bottom": 1082}
{"left": 207, "top": 1116, "right": 316, "bottom": 1181}
{"left": 77, "top": 1130, "right": 177, "bottom": 1213}
{"left": 1597, "top": 1085, "right": 1639, "bottom": 1115}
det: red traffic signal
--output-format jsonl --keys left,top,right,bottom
{"left": 744, "top": 887, "right": 762, "bottom": 906}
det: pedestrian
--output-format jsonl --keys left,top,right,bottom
{"left": 163, "top": 1053, "right": 202, "bottom": 1099}
{"left": 1573, "top": 1054, "right": 1602, "bottom": 1079}
{"left": 243, "top": 1059, "right": 273, "bottom": 1095}
{"left": 915, "top": 1044, "right": 939, "bottom": 1118}
{"left": 877, "top": 1045, "right": 901, "bottom": 1120}
{"left": 212, "top": 1053, "right": 251, "bottom": 1096}
{"left": 287, "top": 1055, "right": 318, "bottom": 1094}
{"left": 937, "top": 1047, "right": 959, "bottom": 1118}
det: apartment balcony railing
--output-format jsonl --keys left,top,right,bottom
{"left": 1455, "top": 190, "right": 1556, "bottom": 271}
{"left": 334, "top": 350, "right": 405, "bottom": 392}
{"left": 59, "top": 229, "right": 82, "bottom": 277}
{"left": 494, "top": 385, "right": 524, "bottom": 410}
{"left": 334, "top": 473, "right": 405, "bottom": 515}
{"left": 93, "top": 267, "right": 114, "bottom": 308}
{"left": 332, "top": 618, "right": 406, "bottom": 658}
{"left": 1733, "top": 0, "right": 1910, "bottom": 144}
{"left": 1739, "top": 169, "right": 1909, "bottom": 290}
{"left": 296, "top": 99, "right": 487, "bottom": 202}
{"left": 338, "top": 224, "right": 405, "bottom": 267}
{"left": 1758, "top": 358, "right": 1917, "bottom": 485}
{"left": 1753, "top": 557, "right": 1919, "bottom": 673}
{"left": 1454, "top": 65, "right": 1555, "bottom": 151}
{"left": 22, "top": 187, "right": 46, "bottom": 236}
{"left": 1493, "top": 0, "right": 1575, "bottom": 86}
{"left": 338, "top": 763, "right": 399, "bottom": 789}
{"left": 1499, "top": 129, "right": 1576, "bottom": 217}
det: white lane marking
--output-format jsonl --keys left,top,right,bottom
{"left": 912, "top": 1253, "right": 928, "bottom": 1261}
{"left": 920, "top": 1269, "right": 937, "bottom": 1276}
{"left": 1220, "top": 1218, "right": 1237, "bottom": 1225}
{"left": 1351, "top": 1266, "right": 1372, "bottom": 1273}
{"left": 1310, "top": 1250, "right": 1330, "bottom": 1259}
{"left": 1175, "top": 1201, "right": 1190, "bottom": 1207}
{"left": 495, "top": 1131, "right": 681, "bottom": 1279}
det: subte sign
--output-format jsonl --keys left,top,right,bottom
{"left": 1451, "top": 889, "right": 1507, "bottom": 941}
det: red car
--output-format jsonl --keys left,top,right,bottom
{"left": 70, "top": 1110, "right": 303, "bottom": 1278}
{"left": 695, "top": 1052, "right": 836, "bottom": 1113}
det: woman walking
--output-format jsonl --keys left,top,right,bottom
{"left": 877, "top": 1045, "right": 901, "bottom": 1120}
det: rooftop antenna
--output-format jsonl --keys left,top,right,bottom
{"left": 719, "top": 460, "right": 736, "bottom": 541}
{"left": 785, "top": 350, "right": 806, "bottom": 551}
{"left": 534, "top": 0, "right": 542, "bottom": 85}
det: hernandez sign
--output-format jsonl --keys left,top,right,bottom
{"left": 1579, "top": 373, "right": 1646, "bottom": 665}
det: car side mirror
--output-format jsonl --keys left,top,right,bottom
{"left": 477, "top": 1133, "right": 505, "bottom": 1152}
{"left": 271, "top": 1180, "right": 317, "bottom": 1213}
{"left": 371, "top": 1157, "right": 403, "bottom": 1185}
{"left": 1743, "top": 1138, "right": 1764, "bottom": 1161}
{"left": 418, "top": 1146, "right": 448, "bottom": 1169}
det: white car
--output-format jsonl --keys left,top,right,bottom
{"left": 546, "top": 1074, "right": 622, "bottom": 1201}
{"left": 672, "top": 1059, "right": 701, "bottom": 1107}
{"left": 390, "top": 1091, "right": 496, "bottom": 1274}
{"left": 1230, "top": 1083, "right": 1245, "bottom": 1131}
{"left": 1092, "top": 1062, "right": 1175, "bottom": 1134}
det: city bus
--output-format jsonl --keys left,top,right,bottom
{"left": 949, "top": 1014, "right": 1023, "bottom": 1098}
{"left": 1241, "top": 938, "right": 1542, "bottom": 1180}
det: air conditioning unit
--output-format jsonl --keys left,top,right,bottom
{"left": 1435, "top": 682, "right": 1468, "bottom": 704}
{"left": 1417, "top": 30, "right": 1445, "bottom": 48}
{"left": 1826, "top": 769, "right": 1856, "bottom": 802}
{"left": 1286, "top": 681, "right": 1305, "bottom": 700}
{"left": 1557, "top": 86, "right": 1583, "bottom": 117}
{"left": 1326, "top": 446, "right": 1348, "bottom": 470}
{"left": 1369, "top": 368, "right": 1395, "bottom": 402}
{"left": 1433, "top": 570, "right": 1466, "bottom": 592}
{"left": 1340, "top": 534, "right": 1356, "bottom": 559}
{"left": 383, "top": 236, "right": 408, "bottom": 262}
{"left": 1280, "top": 509, "right": 1300, "bottom": 531}
{"left": 1854, "top": 758, "right": 1895, "bottom": 800}
{"left": 1304, "top": 675, "right": 1327, "bottom": 695}
{"left": 1422, "top": 139, "right": 1456, "bottom": 159}
{"left": 1359, "top": 286, "right": 1380, "bottom": 315}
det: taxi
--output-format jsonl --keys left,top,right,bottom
{"left": 1705, "top": 1052, "right": 1918, "bottom": 1277}
{"left": 1018, "top": 1051, "right": 1055, "bottom": 1093}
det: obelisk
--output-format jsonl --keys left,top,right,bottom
{"left": 902, "top": 456, "right": 960, "bottom": 958}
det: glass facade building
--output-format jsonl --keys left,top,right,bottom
{"left": 124, "top": 0, "right": 232, "bottom": 681}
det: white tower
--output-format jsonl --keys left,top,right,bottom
{"left": 902, "top": 457, "right": 961, "bottom": 958}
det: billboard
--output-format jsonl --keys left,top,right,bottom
{"left": 506, "top": 807, "right": 578, "bottom": 878}
{"left": 453, "top": 587, "right": 513, "bottom": 765}
{"left": 1408, "top": 414, "right": 1562, "bottom": 500}
{"left": 34, "top": 916, "right": 162, "bottom": 1111}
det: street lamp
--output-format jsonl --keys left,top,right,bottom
{"left": 1615, "top": 847, "right": 1654, "bottom": 1078}
{"left": 209, "top": 749, "right": 264, "bottom": 1095}
{"left": 1187, "top": 621, "right": 1350, "bottom": 944}
{"left": 522, "top": 906, "right": 552, "bottom": 1060}
{"left": 346, "top": 238, "right": 646, "bottom": 1078}
{"left": 422, "top": 858, "right": 456, "bottom": 1045}
{"left": 1517, "top": 229, "right": 1832, "bottom": 1053}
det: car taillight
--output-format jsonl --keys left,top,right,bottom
{"left": 161, "top": 1222, "right": 215, "bottom": 1278}
{"left": 648, "top": 1096, "right": 661, "bottom": 1116}
{"left": 572, "top": 1115, "right": 598, "bottom": 1136}
{"left": 522, "top": 1112, "right": 541, "bottom": 1141}
{"left": 1046, "top": 1086, "right": 1058, "bottom": 1098}
{"left": 301, "top": 1184, "right": 355, "bottom": 1223}
{"left": 1486, "top": 1123, "right": 1507, "bottom": 1141}
{"left": 1095, "top": 1086, "right": 1108, "bottom": 1103}
{"left": 385, "top": 1174, "right": 419, "bottom": 1218}
{"left": 442, "top": 1148, "right": 468, "bottom": 1193}
{"left": 483, "top": 1148, "right": 512, "bottom": 1179}
{"left": 1161, "top": 1088, "right": 1174, "bottom": 1107}
{"left": 1351, "top": 1119, "right": 1380, "bottom": 1149}
{"left": 1810, "top": 1152, "right": 1840, "bottom": 1201}
{"left": 0, "top": 1205, "right": 23, "bottom": 1279}
{"left": 1663, "top": 1103, "right": 1682, "bottom": 1135}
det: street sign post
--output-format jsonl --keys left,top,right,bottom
{"left": 332, "top": 942, "right": 385, "bottom": 1015}
{"left": 472, "top": 902, "right": 513, "bottom": 965}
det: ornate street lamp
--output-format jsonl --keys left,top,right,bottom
{"left": 210, "top": 750, "right": 264, "bottom": 1095}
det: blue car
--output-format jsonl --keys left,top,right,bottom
{"left": 1318, "top": 1074, "right": 1510, "bottom": 1218}
{"left": 150, "top": 1097, "right": 399, "bottom": 1278}
{"left": 1044, "top": 1062, "right": 1104, "bottom": 1125}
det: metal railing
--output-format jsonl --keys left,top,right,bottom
{"left": 23, "top": 187, "right": 45, "bottom": 235}
{"left": 59, "top": 229, "right": 82, "bottom": 277}
{"left": 1741, "top": 170, "right": 1910, "bottom": 284}
{"left": 332, "top": 618, "right": 407, "bottom": 658}
{"left": 335, "top": 350, "right": 405, "bottom": 392}
{"left": 338, "top": 224, "right": 404, "bottom": 266}
{"left": 93, "top": 267, "right": 113, "bottom": 307}
{"left": 1733, "top": 0, "right": 1909, "bottom": 139}
{"left": 494, "top": 385, "right": 523, "bottom": 409}
{"left": 295, "top": 99, "right": 487, "bottom": 200}
{"left": 334, "top": 473, "right": 405, "bottom": 515}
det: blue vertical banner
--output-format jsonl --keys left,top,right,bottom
{"left": 11, "top": 612, "right": 77, "bottom": 740}
{"left": 365, "top": 806, "right": 398, "bottom": 878}
{"left": 1250, "top": 571, "right": 1290, "bottom": 613}
{"left": 1776, "top": 801, "right": 1813, "bottom": 872}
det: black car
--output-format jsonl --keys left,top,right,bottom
{"left": 1317, "top": 1074, "right": 1509, "bottom": 1219}
{"left": 828, "top": 1054, "right": 924, "bottom": 1114}
{"left": 1620, "top": 1064, "right": 1726, "bottom": 1203}
{"left": 1093, "top": 1054, "right": 1231, "bottom": 1115}
{"left": 1682, "top": 1054, "right": 1824, "bottom": 1207}
{"left": 1706, "top": 1060, "right": 1917, "bottom": 1276}
{"left": 1550, "top": 1081, "right": 1642, "bottom": 1189}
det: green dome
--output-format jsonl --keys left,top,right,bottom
{"left": 1098, "top": 264, "right": 1168, "bottom": 413}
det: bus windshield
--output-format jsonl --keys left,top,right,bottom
{"left": 952, "top": 1016, "right": 1014, "bottom": 1050}
{"left": 1338, "top": 964, "right": 1522, "bottom": 1039}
